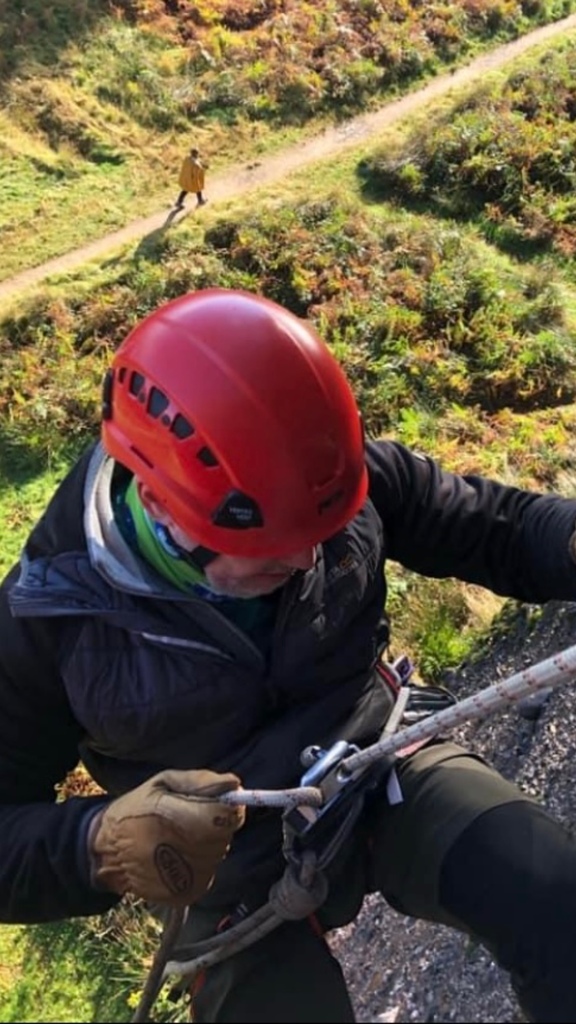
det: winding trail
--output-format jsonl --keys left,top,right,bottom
{"left": 2, "top": 13, "right": 576, "bottom": 305}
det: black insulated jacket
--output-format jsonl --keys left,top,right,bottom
{"left": 1, "top": 439, "right": 575, "bottom": 922}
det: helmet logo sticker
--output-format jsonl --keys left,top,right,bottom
{"left": 212, "top": 491, "right": 264, "bottom": 529}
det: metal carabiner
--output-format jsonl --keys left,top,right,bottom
{"left": 298, "top": 739, "right": 359, "bottom": 788}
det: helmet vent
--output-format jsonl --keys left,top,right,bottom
{"left": 171, "top": 414, "right": 194, "bottom": 440}
{"left": 147, "top": 387, "right": 170, "bottom": 419}
{"left": 129, "top": 372, "right": 146, "bottom": 397}
{"left": 102, "top": 369, "right": 114, "bottom": 420}
{"left": 318, "top": 488, "right": 344, "bottom": 514}
{"left": 197, "top": 446, "right": 219, "bottom": 467}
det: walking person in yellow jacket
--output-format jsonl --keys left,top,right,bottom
{"left": 174, "top": 147, "right": 207, "bottom": 210}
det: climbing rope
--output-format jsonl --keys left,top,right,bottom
{"left": 131, "top": 641, "right": 576, "bottom": 1022}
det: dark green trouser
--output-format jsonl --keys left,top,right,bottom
{"left": 173, "top": 741, "right": 576, "bottom": 1023}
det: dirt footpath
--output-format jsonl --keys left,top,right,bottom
{"left": 1, "top": 13, "right": 576, "bottom": 306}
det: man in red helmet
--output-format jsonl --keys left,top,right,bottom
{"left": 1, "top": 288, "right": 576, "bottom": 1023}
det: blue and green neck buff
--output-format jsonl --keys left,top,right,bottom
{"left": 123, "top": 477, "right": 214, "bottom": 596}
{"left": 113, "top": 476, "right": 279, "bottom": 646}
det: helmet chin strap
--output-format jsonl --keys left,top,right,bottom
{"left": 188, "top": 544, "right": 220, "bottom": 569}
{"left": 161, "top": 526, "right": 219, "bottom": 571}
{"left": 164, "top": 525, "right": 317, "bottom": 577}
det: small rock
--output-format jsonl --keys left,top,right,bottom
{"left": 517, "top": 687, "right": 553, "bottom": 720}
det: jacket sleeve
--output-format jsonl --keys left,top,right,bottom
{"left": 366, "top": 439, "right": 576, "bottom": 602}
{"left": 0, "top": 568, "right": 118, "bottom": 923}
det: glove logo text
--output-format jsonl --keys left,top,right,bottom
{"left": 154, "top": 843, "right": 193, "bottom": 894}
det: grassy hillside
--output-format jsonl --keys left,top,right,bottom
{"left": 1, "top": 0, "right": 573, "bottom": 278}
{"left": 3, "top": 38, "right": 576, "bottom": 676}
{"left": 364, "top": 33, "right": 576, "bottom": 263}
{"left": 3, "top": 35, "right": 576, "bottom": 560}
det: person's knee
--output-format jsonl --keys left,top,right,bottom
{"left": 366, "top": 741, "right": 528, "bottom": 920}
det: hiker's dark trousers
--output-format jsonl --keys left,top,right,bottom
{"left": 181, "top": 741, "right": 576, "bottom": 1023}
{"left": 175, "top": 189, "right": 203, "bottom": 206}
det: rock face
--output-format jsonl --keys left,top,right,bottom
{"left": 328, "top": 600, "right": 576, "bottom": 1023}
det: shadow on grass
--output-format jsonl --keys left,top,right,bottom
{"left": 356, "top": 161, "right": 553, "bottom": 264}
{"left": 0, "top": 428, "right": 49, "bottom": 489}
{"left": 1, "top": 0, "right": 115, "bottom": 82}
{"left": 132, "top": 208, "right": 188, "bottom": 263}
{"left": 355, "top": 162, "right": 488, "bottom": 234}
{"left": 0, "top": 425, "right": 87, "bottom": 491}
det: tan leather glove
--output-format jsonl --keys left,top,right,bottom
{"left": 88, "top": 769, "right": 245, "bottom": 907}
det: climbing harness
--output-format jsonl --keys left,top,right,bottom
{"left": 131, "top": 643, "right": 576, "bottom": 1022}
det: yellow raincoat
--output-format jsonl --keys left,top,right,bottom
{"left": 178, "top": 155, "right": 205, "bottom": 192}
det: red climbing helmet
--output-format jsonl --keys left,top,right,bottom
{"left": 101, "top": 289, "right": 367, "bottom": 558}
